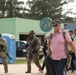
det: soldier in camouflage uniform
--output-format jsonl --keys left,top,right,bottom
{"left": 25, "top": 30, "right": 42, "bottom": 73}
{"left": 0, "top": 34, "right": 8, "bottom": 73}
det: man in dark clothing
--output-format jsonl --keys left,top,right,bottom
{"left": 41, "top": 35, "right": 57, "bottom": 75}
{"left": 40, "top": 36, "right": 47, "bottom": 71}
{"left": 68, "top": 30, "right": 76, "bottom": 72}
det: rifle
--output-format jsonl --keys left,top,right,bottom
{"left": 6, "top": 51, "right": 12, "bottom": 60}
{"left": 26, "top": 40, "right": 38, "bottom": 53}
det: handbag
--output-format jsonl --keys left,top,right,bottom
{"left": 45, "top": 56, "right": 57, "bottom": 75}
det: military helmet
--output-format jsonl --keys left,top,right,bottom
{"left": 29, "top": 30, "right": 35, "bottom": 35}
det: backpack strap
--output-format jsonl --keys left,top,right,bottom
{"left": 47, "top": 33, "right": 53, "bottom": 56}
{"left": 62, "top": 30, "right": 66, "bottom": 39}
{"left": 62, "top": 30, "right": 69, "bottom": 57}
{"left": 49, "top": 33, "right": 53, "bottom": 42}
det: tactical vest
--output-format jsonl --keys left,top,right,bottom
{"left": 27, "top": 36, "right": 41, "bottom": 51}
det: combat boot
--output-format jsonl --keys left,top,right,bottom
{"left": 25, "top": 71, "right": 31, "bottom": 73}
{"left": 5, "top": 70, "right": 8, "bottom": 73}
{"left": 39, "top": 68, "right": 43, "bottom": 73}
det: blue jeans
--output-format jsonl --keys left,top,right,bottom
{"left": 53, "top": 59, "right": 67, "bottom": 75}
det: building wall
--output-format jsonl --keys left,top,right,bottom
{"left": 16, "top": 18, "right": 46, "bottom": 33}
{"left": 0, "top": 18, "right": 16, "bottom": 37}
{"left": 64, "top": 23, "right": 76, "bottom": 30}
{"left": 0, "top": 18, "right": 49, "bottom": 41}
{"left": 16, "top": 18, "right": 50, "bottom": 41}
{"left": 0, "top": 18, "right": 65, "bottom": 42}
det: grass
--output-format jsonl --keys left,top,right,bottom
{"left": 15, "top": 59, "right": 43, "bottom": 64}
{"left": 15, "top": 60, "right": 26, "bottom": 64}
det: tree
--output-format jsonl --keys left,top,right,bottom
{"left": 6, "top": 0, "right": 25, "bottom": 17}
{"left": 0, "top": 0, "right": 26, "bottom": 18}
{"left": 0, "top": 0, "right": 6, "bottom": 18}
{"left": 25, "top": 0, "right": 75, "bottom": 21}
{"left": 0, "top": 0, "right": 75, "bottom": 22}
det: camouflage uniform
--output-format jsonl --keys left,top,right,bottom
{"left": 26, "top": 31, "right": 42, "bottom": 73}
{"left": 0, "top": 35, "right": 8, "bottom": 73}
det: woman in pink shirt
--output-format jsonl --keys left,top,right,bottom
{"left": 47, "top": 20, "right": 76, "bottom": 75}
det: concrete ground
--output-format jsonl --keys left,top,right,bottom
{"left": 0, "top": 64, "right": 76, "bottom": 75}
{"left": 0, "top": 64, "right": 45, "bottom": 75}
{"left": 0, "top": 57, "right": 76, "bottom": 75}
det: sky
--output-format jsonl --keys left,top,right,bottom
{"left": 18, "top": 0, "right": 76, "bottom": 18}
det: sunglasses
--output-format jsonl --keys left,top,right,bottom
{"left": 52, "top": 24, "right": 58, "bottom": 27}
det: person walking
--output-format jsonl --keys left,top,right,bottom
{"left": 74, "top": 29, "right": 76, "bottom": 38}
{"left": 25, "top": 30, "right": 42, "bottom": 73}
{"left": 73, "top": 29, "right": 76, "bottom": 48}
{"left": 0, "top": 34, "right": 8, "bottom": 73}
{"left": 40, "top": 35, "right": 48, "bottom": 71}
{"left": 47, "top": 20, "right": 76, "bottom": 75}
{"left": 67, "top": 30, "right": 76, "bottom": 72}
{"left": 68, "top": 29, "right": 74, "bottom": 41}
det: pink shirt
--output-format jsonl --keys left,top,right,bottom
{"left": 50, "top": 29, "right": 72, "bottom": 60}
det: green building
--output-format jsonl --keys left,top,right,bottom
{"left": 0, "top": 18, "right": 51, "bottom": 44}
